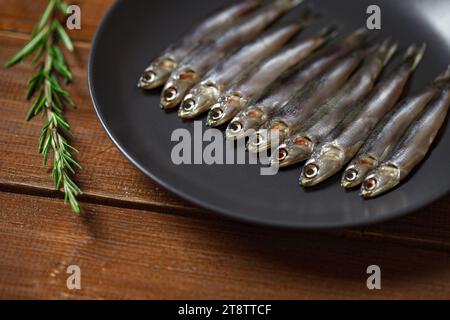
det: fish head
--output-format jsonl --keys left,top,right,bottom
{"left": 206, "top": 93, "right": 245, "bottom": 127}
{"left": 179, "top": 82, "right": 220, "bottom": 119}
{"left": 161, "top": 68, "right": 198, "bottom": 110}
{"left": 247, "top": 121, "right": 288, "bottom": 154}
{"left": 341, "top": 155, "right": 378, "bottom": 189}
{"left": 300, "top": 143, "right": 345, "bottom": 187}
{"left": 138, "top": 57, "right": 177, "bottom": 90}
{"left": 360, "top": 164, "right": 400, "bottom": 198}
{"left": 270, "top": 134, "right": 314, "bottom": 168}
{"left": 225, "top": 106, "right": 266, "bottom": 140}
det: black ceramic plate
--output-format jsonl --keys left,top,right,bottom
{"left": 89, "top": 0, "right": 450, "bottom": 229}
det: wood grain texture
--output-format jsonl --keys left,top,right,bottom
{"left": 0, "top": 0, "right": 113, "bottom": 42}
{"left": 1, "top": 0, "right": 450, "bottom": 300}
{"left": 0, "top": 34, "right": 196, "bottom": 213}
{"left": 1, "top": 192, "right": 450, "bottom": 300}
{"left": 1, "top": 25, "right": 450, "bottom": 248}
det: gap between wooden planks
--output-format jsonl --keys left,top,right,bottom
{"left": 1, "top": 191, "right": 450, "bottom": 299}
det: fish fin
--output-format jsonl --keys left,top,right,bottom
{"left": 402, "top": 43, "right": 427, "bottom": 71}
{"left": 374, "top": 38, "right": 399, "bottom": 66}
{"left": 275, "top": 0, "right": 305, "bottom": 10}
{"left": 433, "top": 65, "right": 450, "bottom": 88}
{"left": 344, "top": 27, "right": 373, "bottom": 49}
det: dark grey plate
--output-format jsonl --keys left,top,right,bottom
{"left": 88, "top": 0, "right": 450, "bottom": 229}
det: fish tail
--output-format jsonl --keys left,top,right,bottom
{"left": 317, "top": 25, "right": 339, "bottom": 42}
{"left": 344, "top": 27, "right": 372, "bottom": 49}
{"left": 296, "top": 7, "right": 320, "bottom": 28}
{"left": 433, "top": 65, "right": 450, "bottom": 88}
{"left": 402, "top": 43, "right": 427, "bottom": 71}
{"left": 374, "top": 38, "right": 399, "bottom": 66}
{"left": 275, "top": 0, "right": 305, "bottom": 11}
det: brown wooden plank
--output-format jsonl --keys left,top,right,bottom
{"left": 0, "top": 34, "right": 195, "bottom": 212}
{"left": 0, "top": 0, "right": 113, "bottom": 42}
{"left": 2, "top": 33, "right": 450, "bottom": 248}
{"left": 1, "top": 191, "right": 450, "bottom": 300}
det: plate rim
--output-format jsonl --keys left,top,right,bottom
{"left": 87, "top": 0, "right": 449, "bottom": 230}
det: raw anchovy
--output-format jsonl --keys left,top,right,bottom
{"left": 161, "top": 0, "right": 304, "bottom": 110}
{"left": 225, "top": 27, "right": 371, "bottom": 140}
{"left": 178, "top": 12, "right": 316, "bottom": 119}
{"left": 270, "top": 40, "right": 398, "bottom": 167}
{"left": 341, "top": 68, "right": 450, "bottom": 188}
{"left": 361, "top": 84, "right": 450, "bottom": 198}
{"left": 247, "top": 46, "right": 369, "bottom": 154}
{"left": 300, "top": 43, "right": 426, "bottom": 187}
{"left": 138, "top": 0, "right": 261, "bottom": 90}
{"left": 206, "top": 26, "right": 336, "bottom": 127}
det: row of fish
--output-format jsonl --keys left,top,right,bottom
{"left": 138, "top": 0, "right": 450, "bottom": 198}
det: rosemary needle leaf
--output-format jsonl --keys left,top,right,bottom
{"left": 5, "top": 26, "right": 49, "bottom": 68}
{"left": 34, "top": 0, "right": 56, "bottom": 37}
{"left": 8, "top": 0, "right": 82, "bottom": 213}
{"left": 53, "top": 20, "right": 74, "bottom": 52}
{"left": 52, "top": 46, "right": 65, "bottom": 64}
{"left": 57, "top": 1, "right": 69, "bottom": 15}
{"left": 54, "top": 61, "right": 73, "bottom": 82}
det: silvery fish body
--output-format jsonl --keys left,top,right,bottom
{"left": 178, "top": 14, "right": 315, "bottom": 119}
{"left": 206, "top": 26, "right": 334, "bottom": 127}
{"left": 270, "top": 40, "right": 398, "bottom": 167}
{"left": 361, "top": 85, "right": 450, "bottom": 198}
{"left": 247, "top": 48, "right": 369, "bottom": 153}
{"left": 225, "top": 28, "right": 371, "bottom": 140}
{"left": 138, "top": 0, "right": 261, "bottom": 90}
{"left": 341, "top": 70, "right": 450, "bottom": 188}
{"left": 161, "top": 0, "right": 304, "bottom": 109}
{"left": 300, "top": 43, "right": 426, "bottom": 187}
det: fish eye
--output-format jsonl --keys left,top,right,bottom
{"left": 182, "top": 99, "right": 196, "bottom": 111}
{"left": 210, "top": 107, "right": 224, "bottom": 120}
{"left": 277, "top": 148, "right": 288, "bottom": 162}
{"left": 252, "top": 133, "right": 264, "bottom": 146}
{"left": 363, "top": 178, "right": 378, "bottom": 191}
{"left": 304, "top": 164, "right": 319, "bottom": 179}
{"left": 164, "top": 87, "right": 178, "bottom": 102}
{"left": 142, "top": 71, "right": 156, "bottom": 83}
{"left": 344, "top": 169, "right": 358, "bottom": 182}
{"left": 229, "top": 121, "right": 242, "bottom": 133}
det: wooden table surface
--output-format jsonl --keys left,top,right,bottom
{"left": 1, "top": 0, "right": 450, "bottom": 300}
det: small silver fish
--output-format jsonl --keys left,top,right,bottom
{"left": 300, "top": 43, "right": 426, "bottom": 187}
{"left": 138, "top": 0, "right": 261, "bottom": 90}
{"left": 271, "top": 39, "right": 398, "bottom": 167}
{"left": 178, "top": 12, "right": 316, "bottom": 119}
{"left": 361, "top": 82, "right": 450, "bottom": 198}
{"left": 225, "top": 27, "right": 371, "bottom": 140}
{"left": 161, "top": 0, "right": 304, "bottom": 110}
{"left": 341, "top": 69, "right": 450, "bottom": 189}
{"left": 248, "top": 47, "right": 369, "bottom": 154}
{"left": 206, "top": 26, "right": 336, "bottom": 127}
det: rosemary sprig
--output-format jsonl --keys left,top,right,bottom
{"left": 5, "top": 0, "right": 82, "bottom": 213}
